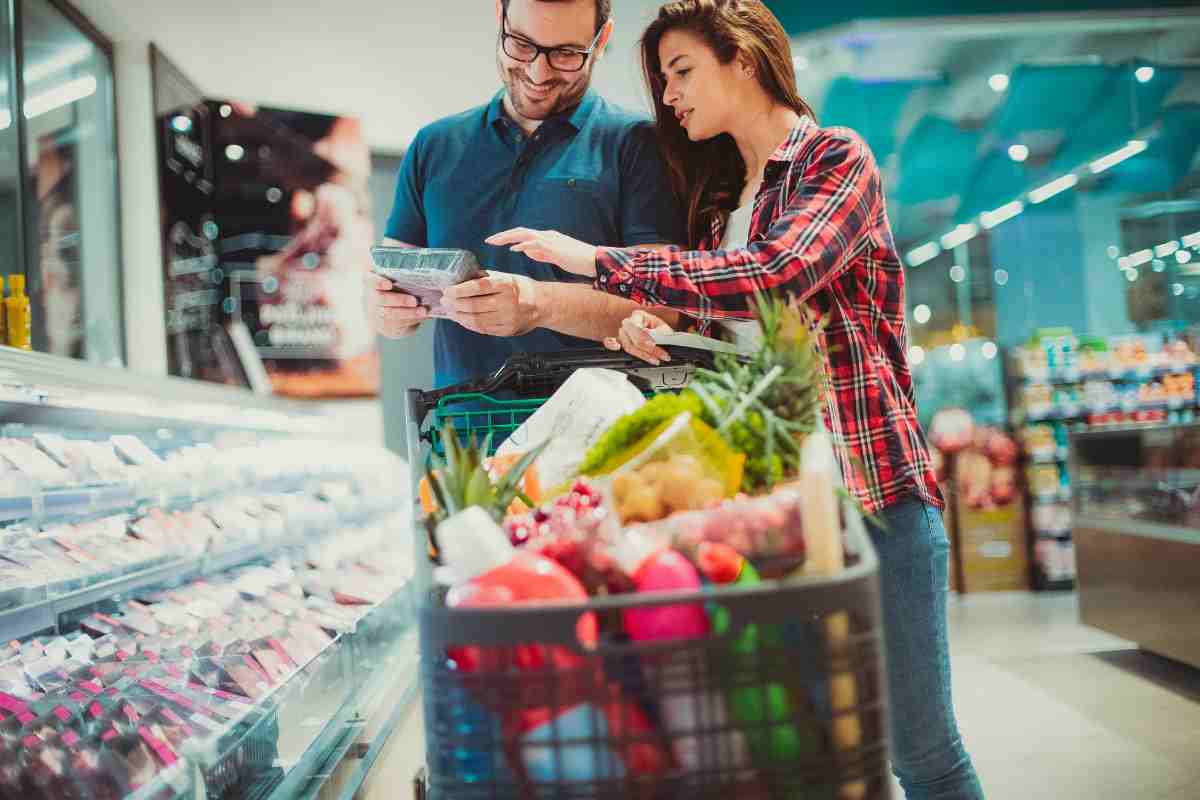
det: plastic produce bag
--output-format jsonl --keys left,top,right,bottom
{"left": 496, "top": 369, "right": 646, "bottom": 491}
{"left": 608, "top": 412, "right": 743, "bottom": 525}
{"left": 370, "top": 246, "right": 482, "bottom": 315}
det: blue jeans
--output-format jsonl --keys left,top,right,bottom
{"left": 870, "top": 498, "right": 985, "bottom": 800}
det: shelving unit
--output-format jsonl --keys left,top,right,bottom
{"left": 1004, "top": 332, "right": 1200, "bottom": 590}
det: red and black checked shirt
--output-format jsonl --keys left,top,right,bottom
{"left": 595, "top": 116, "right": 942, "bottom": 513}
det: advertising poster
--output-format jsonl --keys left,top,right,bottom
{"left": 152, "top": 46, "right": 378, "bottom": 397}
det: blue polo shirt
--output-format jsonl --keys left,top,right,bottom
{"left": 385, "top": 89, "right": 684, "bottom": 388}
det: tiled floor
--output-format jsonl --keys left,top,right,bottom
{"left": 940, "top": 592, "right": 1200, "bottom": 800}
{"left": 363, "top": 592, "right": 1200, "bottom": 800}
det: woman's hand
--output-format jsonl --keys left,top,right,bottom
{"left": 486, "top": 228, "right": 598, "bottom": 277}
{"left": 603, "top": 309, "right": 673, "bottom": 365}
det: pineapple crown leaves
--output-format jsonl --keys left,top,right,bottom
{"left": 427, "top": 422, "right": 548, "bottom": 522}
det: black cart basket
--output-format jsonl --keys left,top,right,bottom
{"left": 405, "top": 350, "right": 891, "bottom": 800}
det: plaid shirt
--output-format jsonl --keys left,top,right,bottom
{"left": 595, "top": 116, "right": 942, "bottom": 513}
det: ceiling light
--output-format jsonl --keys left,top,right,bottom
{"left": 949, "top": 265, "right": 966, "bottom": 283}
{"left": 1126, "top": 249, "right": 1153, "bottom": 267}
{"left": 23, "top": 74, "right": 97, "bottom": 118}
{"left": 940, "top": 223, "right": 979, "bottom": 250}
{"left": 994, "top": 268, "right": 1009, "bottom": 286}
{"left": 981, "top": 341, "right": 998, "bottom": 360}
{"left": 1007, "top": 144, "right": 1029, "bottom": 162}
{"left": 1106, "top": 245, "right": 1120, "bottom": 259}
{"left": 913, "top": 304, "right": 932, "bottom": 324}
{"left": 0, "top": 109, "right": 10, "bottom": 130}
{"left": 1181, "top": 231, "right": 1200, "bottom": 248}
{"left": 1135, "top": 66, "right": 1155, "bottom": 83}
{"left": 1154, "top": 241, "right": 1179, "bottom": 258}
{"left": 980, "top": 200, "right": 1024, "bottom": 230}
{"left": 1125, "top": 268, "right": 1138, "bottom": 282}
{"left": 1172, "top": 283, "right": 1185, "bottom": 296}
{"left": 1029, "top": 174, "right": 1078, "bottom": 204}
{"left": 908, "top": 346, "right": 926, "bottom": 366}
{"left": 906, "top": 241, "right": 941, "bottom": 267}
{"left": 225, "top": 144, "right": 245, "bottom": 161}
{"left": 1089, "top": 140, "right": 1148, "bottom": 174}
{"left": 989, "top": 73, "right": 1009, "bottom": 92}
{"left": 1177, "top": 250, "right": 1193, "bottom": 264}
{"left": 1152, "top": 259, "right": 1166, "bottom": 273}
{"left": 950, "top": 343, "right": 967, "bottom": 362}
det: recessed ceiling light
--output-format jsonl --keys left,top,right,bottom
{"left": 989, "top": 73, "right": 1010, "bottom": 92}
{"left": 1135, "top": 66, "right": 1154, "bottom": 83}
{"left": 1008, "top": 144, "right": 1029, "bottom": 162}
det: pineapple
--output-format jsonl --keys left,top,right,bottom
{"left": 690, "top": 293, "right": 827, "bottom": 492}
{"left": 421, "top": 422, "right": 547, "bottom": 560}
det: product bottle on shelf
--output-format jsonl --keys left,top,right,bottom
{"left": 438, "top": 507, "right": 668, "bottom": 785}
{"left": 613, "top": 529, "right": 750, "bottom": 773}
{"left": 4, "top": 274, "right": 31, "bottom": 351}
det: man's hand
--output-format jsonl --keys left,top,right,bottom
{"left": 602, "top": 309, "right": 673, "bottom": 365}
{"left": 440, "top": 271, "right": 542, "bottom": 337}
{"left": 364, "top": 271, "right": 427, "bottom": 338}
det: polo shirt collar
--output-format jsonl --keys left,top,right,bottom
{"left": 486, "top": 88, "right": 599, "bottom": 134}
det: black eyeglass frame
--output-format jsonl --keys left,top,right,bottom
{"left": 500, "top": 12, "right": 606, "bottom": 73}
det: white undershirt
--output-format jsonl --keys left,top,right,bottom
{"left": 718, "top": 204, "right": 763, "bottom": 352}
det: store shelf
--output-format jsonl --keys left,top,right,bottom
{"left": 0, "top": 514, "right": 390, "bottom": 644}
{"left": 0, "top": 345, "right": 338, "bottom": 437}
{"left": 1018, "top": 364, "right": 1198, "bottom": 385}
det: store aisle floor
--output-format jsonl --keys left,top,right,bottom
{"left": 941, "top": 592, "right": 1200, "bottom": 800}
{"left": 362, "top": 592, "right": 1200, "bottom": 800}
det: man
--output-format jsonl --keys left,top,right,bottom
{"left": 366, "top": 0, "right": 684, "bottom": 387}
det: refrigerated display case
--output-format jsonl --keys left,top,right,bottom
{"left": 1072, "top": 421, "right": 1200, "bottom": 669}
{"left": 0, "top": 345, "right": 418, "bottom": 799}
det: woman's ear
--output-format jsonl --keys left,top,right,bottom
{"left": 736, "top": 53, "right": 756, "bottom": 81}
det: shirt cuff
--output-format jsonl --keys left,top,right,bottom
{"left": 594, "top": 246, "right": 650, "bottom": 304}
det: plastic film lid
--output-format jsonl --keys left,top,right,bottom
{"left": 434, "top": 506, "right": 514, "bottom": 586}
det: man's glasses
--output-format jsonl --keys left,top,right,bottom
{"left": 500, "top": 14, "right": 604, "bottom": 73}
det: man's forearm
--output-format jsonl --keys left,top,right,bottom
{"left": 534, "top": 282, "right": 679, "bottom": 341}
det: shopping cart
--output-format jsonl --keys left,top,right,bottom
{"left": 405, "top": 350, "right": 891, "bottom": 800}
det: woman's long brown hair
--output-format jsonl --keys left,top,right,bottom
{"left": 640, "top": 0, "right": 815, "bottom": 247}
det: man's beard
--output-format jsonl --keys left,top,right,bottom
{"left": 500, "top": 60, "right": 590, "bottom": 121}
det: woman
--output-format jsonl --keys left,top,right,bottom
{"left": 488, "top": 1, "right": 986, "bottom": 798}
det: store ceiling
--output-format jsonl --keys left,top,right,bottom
{"left": 69, "top": 0, "right": 664, "bottom": 153}
{"left": 65, "top": 1, "right": 1200, "bottom": 250}
{"left": 788, "top": 13, "right": 1200, "bottom": 246}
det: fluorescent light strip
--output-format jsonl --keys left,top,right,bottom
{"left": 906, "top": 241, "right": 941, "bottom": 267}
{"left": 0, "top": 109, "right": 10, "bottom": 131}
{"left": 23, "top": 74, "right": 97, "bottom": 118}
{"left": 1182, "top": 231, "right": 1200, "bottom": 249}
{"left": 1029, "top": 174, "right": 1078, "bottom": 204}
{"left": 940, "top": 223, "right": 979, "bottom": 250}
{"left": 980, "top": 200, "right": 1024, "bottom": 230}
{"left": 1154, "top": 241, "right": 1179, "bottom": 258}
{"left": 1127, "top": 249, "right": 1153, "bottom": 267}
{"left": 1089, "top": 140, "right": 1148, "bottom": 174}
